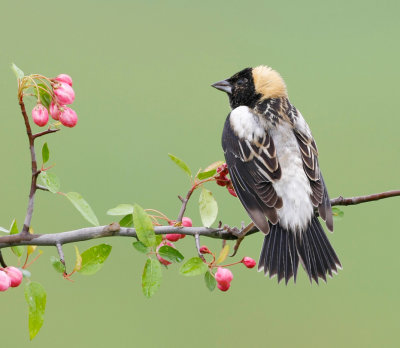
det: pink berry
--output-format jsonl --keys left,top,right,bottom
{"left": 59, "top": 107, "right": 78, "bottom": 128}
{"left": 55, "top": 74, "right": 73, "bottom": 86}
{"left": 166, "top": 234, "right": 181, "bottom": 242}
{"left": 49, "top": 101, "right": 62, "bottom": 120}
{"left": 4, "top": 267, "right": 23, "bottom": 287}
{"left": 217, "top": 282, "right": 230, "bottom": 292}
{"left": 215, "top": 267, "right": 233, "bottom": 285}
{"left": 53, "top": 82, "right": 75, "bottom": 105}
{"left": 182, "top": 217, "right": 192, "bottom": 227}
{"left": 199, "top": 246, "right": 211, "bottom": 254}
{"left": 32, "top": 104, "right": 49, "bottom": 127}
{"left": 0, "top": 270, "right": 11, "bottom": 292}
{"left": 242, "top": 257, "right": 256, "bottom": 269}
{"left": 156, "top": 241, "right": 174, "bottom": 266}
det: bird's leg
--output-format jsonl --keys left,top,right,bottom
{"left": 224, "top": 222, "right": 255, "bottom": 257}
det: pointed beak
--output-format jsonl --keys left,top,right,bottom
{"left": 211, "top": 79, "right": 232, "bottom": 94}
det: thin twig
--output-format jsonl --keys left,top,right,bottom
{"left": 330, "top": 190, "right": 400, "bottom": 206}
{"left": 56, "top": 243, "right": 65, "bottom": 266}
{"left": 0, "top": 250, "right": 7, "bottom": 268}
{"left": 36, "top": 185, "right": 49, "bottom": 191}
{"left": 33, "top": 128, "right": 60, "bottom": 140}
{"left": 194, "top": 233, "right": 206, "bottom": 262}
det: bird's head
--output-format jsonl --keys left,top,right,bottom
{"left": 212, "top": 65, "right": 287, "bottom": 109}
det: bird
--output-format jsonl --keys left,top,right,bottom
{"left": 212, "top": 65, "right": 341, "bottom": 284}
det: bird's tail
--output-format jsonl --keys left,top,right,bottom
{"left": 258, "top": 216, "right": 341, "bottom": 284}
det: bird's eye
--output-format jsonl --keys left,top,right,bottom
{"left": 236, "top": 78, "right": 248, "bottom": 86}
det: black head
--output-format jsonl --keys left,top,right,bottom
{"left": 212, "top": 66, "right": 287, "bottom": 109}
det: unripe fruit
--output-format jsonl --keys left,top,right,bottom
{"left": 215, "top": 267, "right": 233, "bottom": 285}
{"left": 55, "top": 74, "right": 73, "bottom": 86}
{"left": 59, "top": 107, "right": 78, "bottom": 128}
{"left": 156, "top": 241, "right": 174, "bottom": 266}
{"left": 53, "top": 82, "right": 75, "bottom": 105}
{"left": 166, "top": 234, "right": 181, "bottom": 242}
{"left": 242, "top": 257, "right": 256, "bottom": 269}
{"left": 32, "top": 104, "right": 49, "bottom": 127}
{"left": 217, "top": 282, "right": 230, "bottom": 292}
{"left": 4, "top": 267, "right": 23, "bottom": 287}
{"left": 0, "top": 270, "right": 11, "bottom": 292}
{"left": 182, "top": 217, "right": 192, "bottom": 227}
{"left": 49, "top": 101, "right": 62, "bottom": 120}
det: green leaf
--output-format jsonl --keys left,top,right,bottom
{"left": 73, "top": 246, "right": 82, "bottom": 272}
{"left": 39, "top": 171, "right": 60, "bottom": 193}
{"left": 119, "top": 214, "right": 133, "bottom": 227}
{"left": 132, "top": 241, "right": 149, "bottom": 254}
{"left": 197, "top": 169, "right": 217, "bottom": 180}
{"left": 168, "top": 153, "right": 192, "bottom": 178}
{"left": 158, "top": 246, "right": 184, "bottom": 263}
{"left": 78, "top": 244, "right": 112, "bottom": 275}
{"left": 9, "top": 219, "right": 24, "bottom": 257}
{"left": 216, "top": 244, "right": 230, "bottom": 264}
{"left": 204, "top": 271, "right": 216, "bottom": 291}
{"left": 50, "top": 256, "right": 65, "bottom": 274}
{"left": 142, "top": 258, "right": 162, "bottom": 298}
{"left": 332, "top": 207, "right": 344, "bottom": 220}
{"left": 25, "top": 282, "right": 46, "bottom": 340}
{"left": 65, "top": 192, "right": 100, "bottom": 226}
{"left": 180, "top": 257, "right": 208, "bottom": 276}
{"left": 42, "top": 143, "right": 49, "bottom": 164}
{"left": 132, "top": 204, "right": 157, "bottom": 247}
{"left": 198, "top": 187, "right": 218, "bottom": 227}
{"left": 34, "top": 83, "right": 52, "bottom": 109}
{"left": 107, "top": 204, "right": 134, "bottom": 216}
{"left": 11, "top": 63, "right": 24, "bottom": 80}
{"left": 0, "top": 226, "right": 9, "bottom": 234}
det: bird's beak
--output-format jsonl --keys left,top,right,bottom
{"left": 211, "top": 79, "right": 232, "bottom": 94}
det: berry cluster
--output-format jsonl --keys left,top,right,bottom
{"left": 0, "top": 267, "right": 23, "bottom": 292}
{"left": 156, "top": 217, "right": 192, "bottom": 265}
{"left": 215, "top": 164, "right": 237, "bottom": 197}
{"left": 200, "top": 246, "right": 256, "bottom": 292}
{"left": 32, "top": 74, "right": 78, "bottom": 128}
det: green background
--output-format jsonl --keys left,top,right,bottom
{"left": 1, "top": 0, "right": 399, "bottom": 347}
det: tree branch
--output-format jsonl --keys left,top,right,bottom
{"left": 330, "top": 190, "right": 400, "bottom": 206}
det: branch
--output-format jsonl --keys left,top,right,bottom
{"left": 330, "top": 190, "right": 400, "bottom": 206}
{"left": 33, "top": 128, "right": 60, "bottom": 140}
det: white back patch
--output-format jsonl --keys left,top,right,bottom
{"left": 230, "top": 106, "right": 264, "bottom": 142}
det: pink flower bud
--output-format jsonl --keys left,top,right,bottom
{"left": 199, "top": 246, "right": 211, "bottom": 254}
{"left": 179, "top": 234, "right": 186, "bottom": 239}
{"left": 242, "top": 257, "right": 256, "bottom": 269}
{"left": 215, "top": 267, "right": 233, "bottom": 285}
{"left": 217, "top": 282, "right": 231, "bottom": 292}
{"left": 55, "top": 74, "right": 73, "bottom": 86}
{"left": 53, "top": 82, "right": 75, "bottom": 105}
{"left": 49, "top": 101, "right": 62, "bottom": 120}
{"left": 182, "top": 217, "right": 192, "bottom": 227}
{"left": 0, "top": 270, "right": 11, "bottom": 292}
{"left": 166, "top": 234, "right": 181, "bottom": 242}
{"left": 216, "top": 175, "right": 228, "bottom": 187}
{"left": 217, "top": 163, "right": 228, "bottom": 175}
{"left": 4, "top": 267, "right": 23, "bottom": 287}
{"left": 32, "top": 104, "right": 49, "bottom": 127}
{"left": 156, "top": 241, "right": 174, "bottom": 266}
{"left": 227, "top": 185, "right": 237, "bottom": 197}
{"left": 59, "top": 107, "right": 78, "bottom": 128}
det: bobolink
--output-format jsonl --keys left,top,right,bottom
{"left": 212, "top": 66, "right": 341, "bottom": 284}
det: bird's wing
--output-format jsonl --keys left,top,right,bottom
{"left": 222, "top": 114, "right": 282, "bottom": 234}
{"left": 293, "top": 114, "right": 333, "bottom": 232}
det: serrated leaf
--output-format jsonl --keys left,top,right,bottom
{"left": 11, "top": 63, "right": 24, "bottom": 80}
{"left": 73, "top": 246, "right": 82, "bottom": 272}
{"left": 132, "top": 204, "right": 157, "bottom": 247}
{"left": 107, "top": 204, "right": 134, "bottom": 216}
{"left": 180, "top": 257, "right": 208, "bottom": 276}
{"left": 199, "top": 187, "right": 218, "bottom": 227}
{"left": 65, "top": 192, "right": 100, "bottom": 226}
{"left": 39, "top": 171, "right": 60, "bottom": 193}
{"left": 332, "top": 207, "right": 344, "bottom": 220}
{"left": 9, "top": 219, "right": 24, "bottom": 257}
{"left": 204, "top": 161, "right": 225, "bottom": 172}
{"left": 119, "top": 214, "right": 133, "bottom": 227}
{"left": 142, "top": 258, "right": 162, "bottom": 298}
{"left": 25, "top": 282, "right": 46, "bottom": 340}
{"left": 158, "top": 246, "right": 184, "bottom": 263}
{"left": 50, "top": 256, "right": 65, "bottom": 274}
{"left": 204, "top": 271, "right": 216, "bottom": 291}
{"left": 42, "top": 143, "right": 49, "bottom": 164}
{"left": 132, "top": 241, "right": 149, "bottom": 254}
{"left": 0, "top": 226, "right": 9, "bottom": 234}
{"left": 216, "top": 244, "right": 230, "bottom": 264}
{"left": 197, "top": 169, "right": 217, "bottom": 180}
{"left": 168, "top": 153, "right": 192, "bottom": 178}
{"left": 78, "top": 244, "right": 112, "bottom": 275}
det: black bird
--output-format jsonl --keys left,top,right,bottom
{"left": 212, "top": 66, "right": 341, "bottom": 284}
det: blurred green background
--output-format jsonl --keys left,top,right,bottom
{"left": 1, "top": 0, "right": 399, "bottom": 346}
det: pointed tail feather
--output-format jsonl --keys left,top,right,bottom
{"left": 258, "top": 216, "right": 341, "bottom": 284}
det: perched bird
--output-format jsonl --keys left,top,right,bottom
{"left": 212, "top": 66, "right": 341, "bottom": 284}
